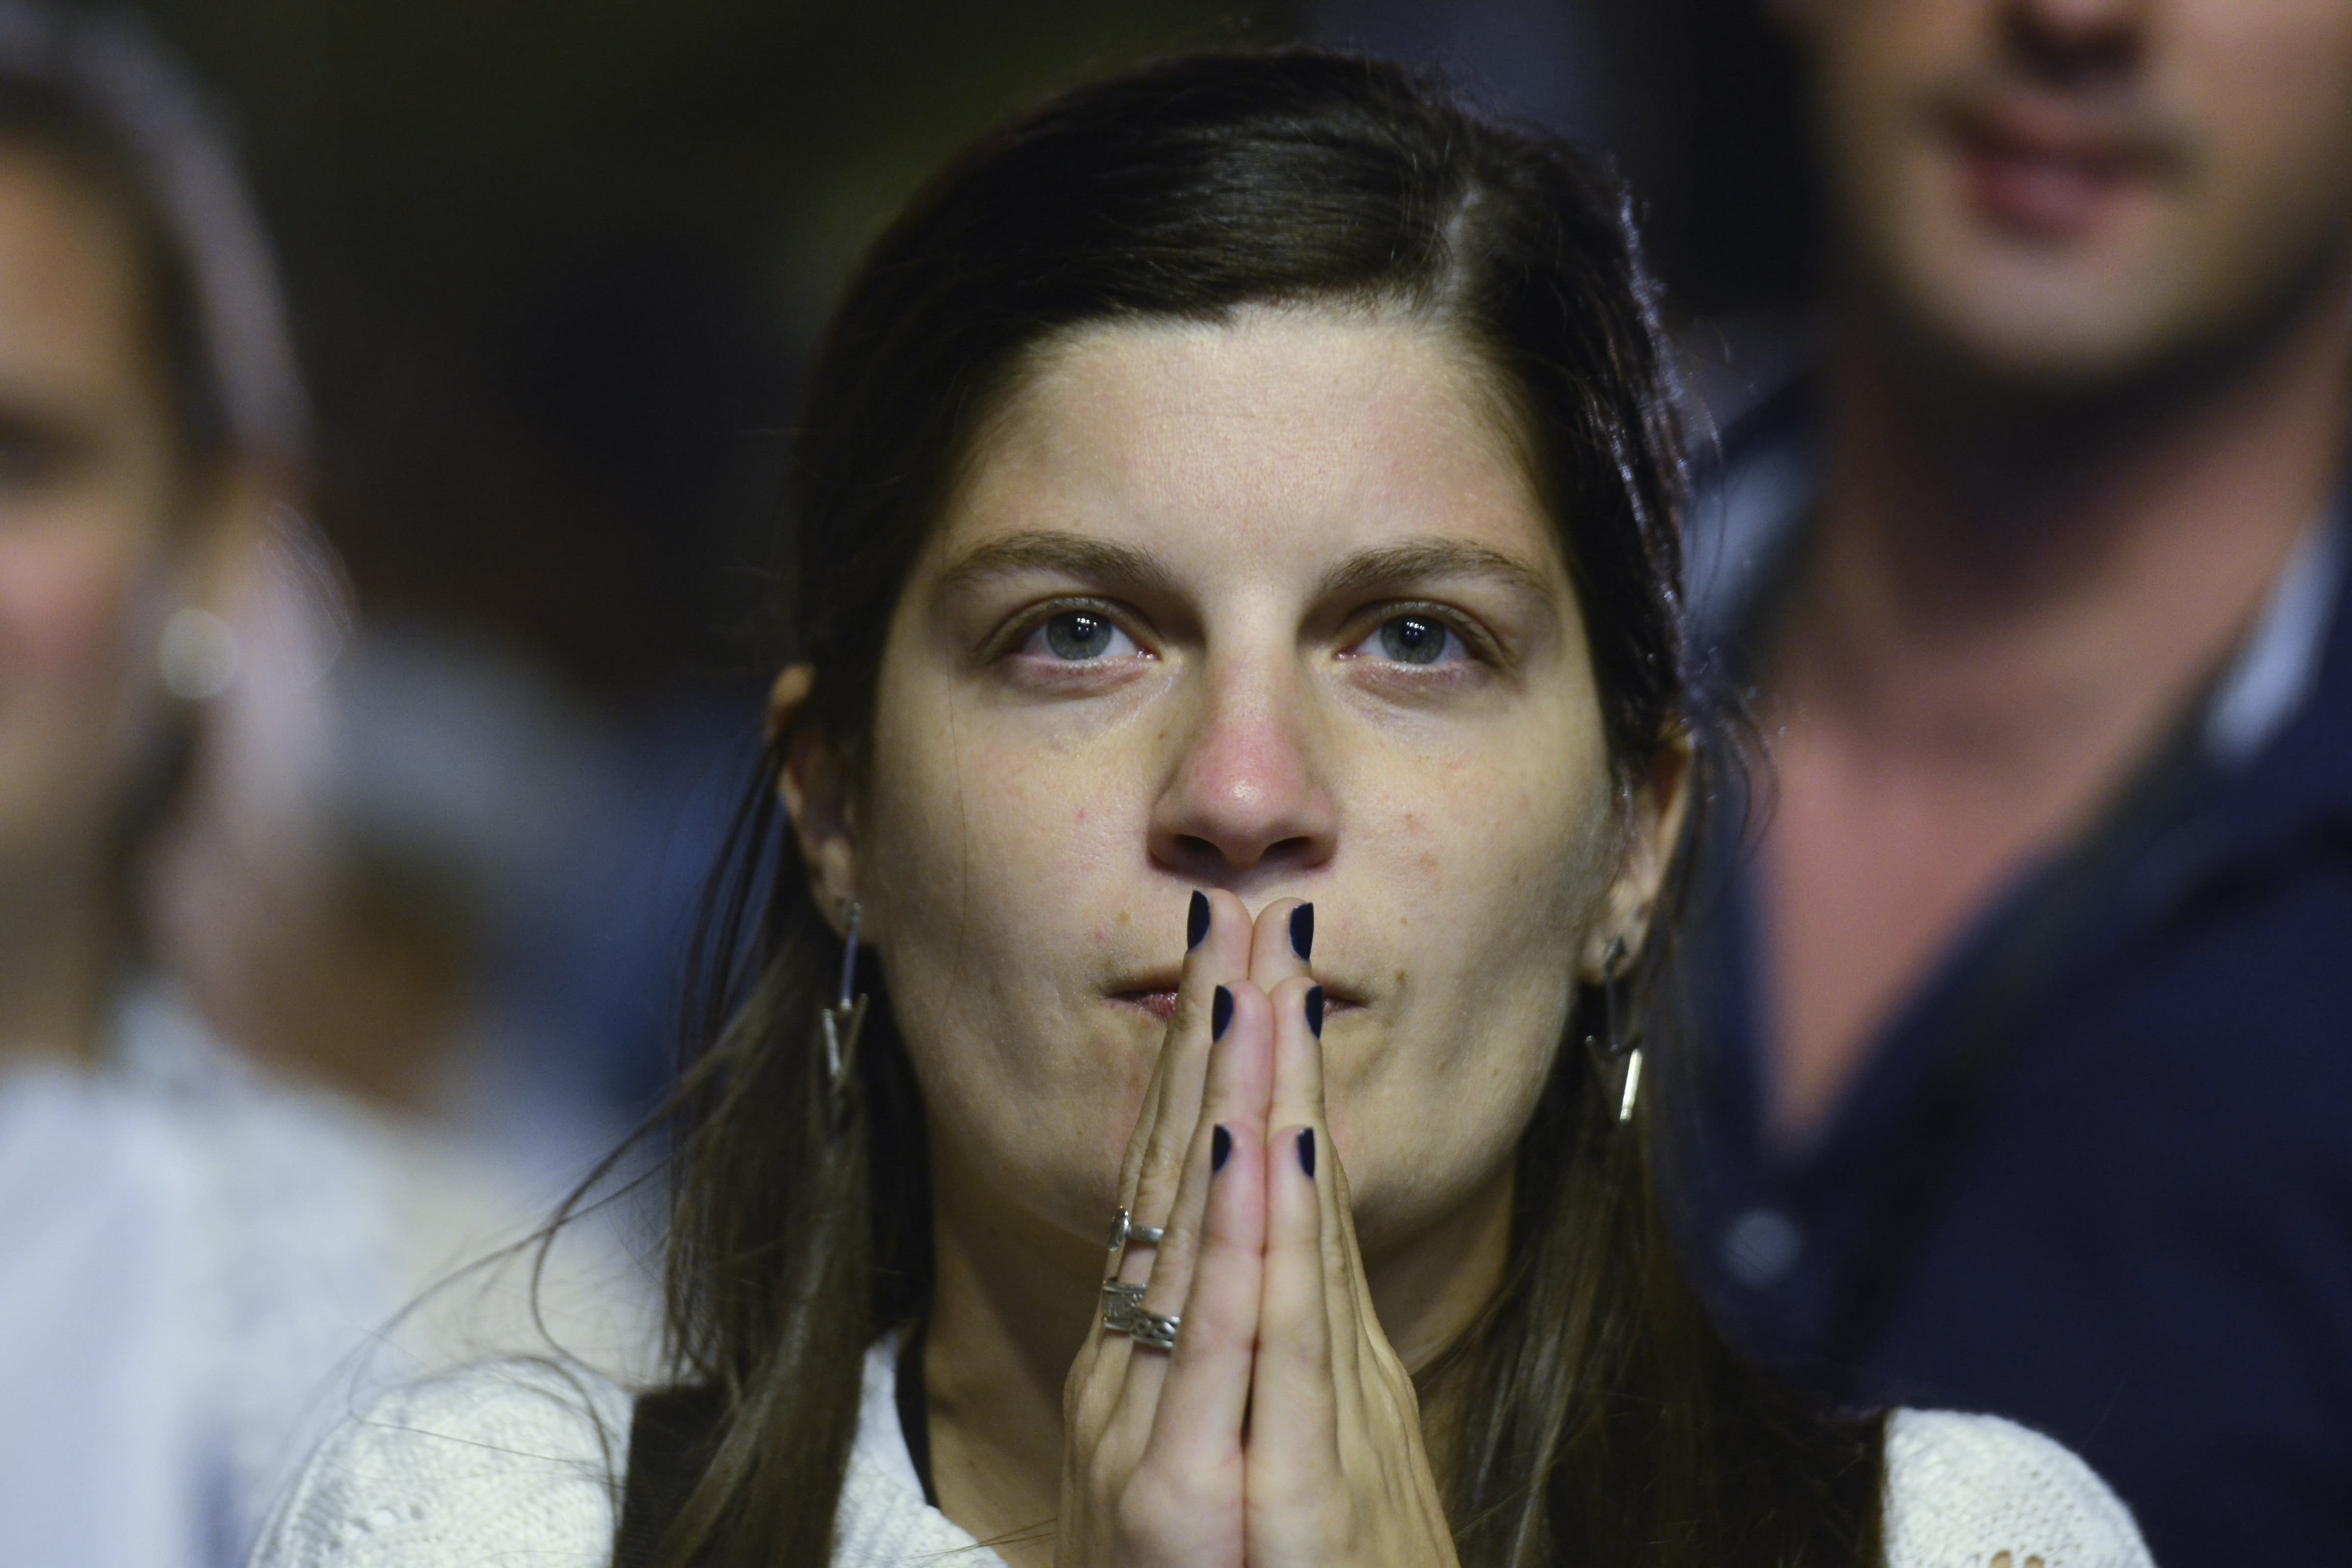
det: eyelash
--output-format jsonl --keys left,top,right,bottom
{"left": 1336, "top": 601, "right": 1501, "bottom": 669}
{"left": 993, "top": 597, "right": 1156, "bottom": 664}
{"left": 986, "top": 597, "right": 1503, "bottom": 672}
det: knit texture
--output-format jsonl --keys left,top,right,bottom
{"left": 252, "top": 1347, "right": 2151, "bottom": 1568}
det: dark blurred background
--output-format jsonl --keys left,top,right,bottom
{"left": 125, "top": 0, "right": 1815, "bottom": 1167}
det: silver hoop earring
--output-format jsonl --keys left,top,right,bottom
{"left": 821, "top": 902, "right": 871, "bottom": 1116}
{"left": 1582, "top": 936, "right": 1644, "bottom": 1125}
{"left": 158, "top": 607, "right": 239, "bottom": 700}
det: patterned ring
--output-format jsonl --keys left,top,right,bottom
{"left": 1128, "top": 1308, "right": 1180, "bottom": 1351}
{"left": 1101, "top": 1279, "right": 1145, "bottom": 1333}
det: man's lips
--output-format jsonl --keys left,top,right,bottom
{"left": 1936, "top": 94, "right": 2181, "bottom": 237}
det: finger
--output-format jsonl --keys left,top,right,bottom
{"left": 1263, "top": 974, "right": 1364, "bottom": 1399}
{"left": 1121, "top": 888, "right": 1253, "bottom": 1285}
{"left": 1139, "top": 1116, "right": 1267, "bottom": 1471}
{"left": 1089, "top": 889, "right": 1248, "bottom": 1396}
{"left": 1264, "top": 974, "right": 1327, "bottom": 1139}
{"left": 1248, "top": 895, "right": 1315, "bottom": 996}
{"left": 1249, "top": 1119, "right": 1338, "bottom": 1486}
{"left": 1117, "top": 980, "right": 1273, "bottom": 1410}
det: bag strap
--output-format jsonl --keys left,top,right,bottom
{"left": 615, "top": 1385, "right": 724, "bottom": 1568}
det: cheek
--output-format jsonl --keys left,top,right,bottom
{"left": 1330, "top": 717, "right": 1616, "bottom": 1181}
{"left": 2183, "top": 24, "right": 2352, "bottom": 255}
{"left": 0, "top": 528, "right": 152, "bottom": 701}
{"left": 0, "top": 521, "right": 165, "bottom": 854}
{"left": 859, "top": 680, "right": 1139, "bottom": 956}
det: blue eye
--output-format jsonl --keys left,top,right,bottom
{"left": 1024, "top": 610, "right": 1139, "bottom": 661}
{"left": 1348, "top": 613, "right": 1466, "bottom": 666}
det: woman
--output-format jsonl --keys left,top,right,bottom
{"left": 258, "top": 50, "right": 2150, "bottom": 1568}
{"left": 0, "top": 8, "right": 643, "bottom": 1564}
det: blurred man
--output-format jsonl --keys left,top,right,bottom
{"left": 1677, "top": 2, "right": 2352, "bottom": 1563}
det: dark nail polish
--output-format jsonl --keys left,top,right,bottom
{"left": 1298, "top": 1127, "right": 1315, "bottom": 1178}
{"left": 1212, "top": 1124, "right": 1232, "bottom": 1172}
{"left": 1305, "top": 985, "right": 1324, "bottom": 1037}
{"left": 1289, "top": 902, "right": 1314, "bottom": 961}
{"left": 1187, "top": 890, "right": 1209, "bottom": 950}
{"left": 1211, "top": 985, "right": 1233, "bottom": 1040}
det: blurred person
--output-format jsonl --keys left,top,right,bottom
{"left": 0, "top": 8, "right": 648, "bottom": 1568}
{"left": 257, "top": 52, "right": 2148, "bottom": 1568}
{"left": 1674, "top": 1, "right": 2352, "bottom": 1563}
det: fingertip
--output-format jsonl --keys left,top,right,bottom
{"left": 1186, "top": 888, "right": 1209, "bottom": 949}
{"left": 1211, "top": 985, "right": 1233, "bottom": 1041}
{"left": 1289, "top": 901, "right": 1314, "bottom": 961}
{"left": 1297, "top": 1125, "right": 1315, "bottom": 1178}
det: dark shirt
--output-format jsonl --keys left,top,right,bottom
{"left": 1675, "top": 392, "right": 2352, "bottom": 1568}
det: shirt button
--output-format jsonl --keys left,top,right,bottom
{"left": 1723, "top": 1208, "right": 1802, "bottom": 1289}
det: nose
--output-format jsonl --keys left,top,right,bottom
{"left": 2003, "top": 0, "right": 2145, "bottom": 87}
{"left": 1147, "top": 656, "right": 1336, "bottom": 882}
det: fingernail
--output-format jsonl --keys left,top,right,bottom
{"left": 1211, "top": 985, "right": 1233, "bottom": 1040}
{"left": 1304, "top": 985, "right": 1324, "bottom": 1038}
{"left": 1297, "top": 1127, "right": 1315, "bottom": 1178}
{"left": 1187, "top": 890, "right": 1209, "bottom": 950}
{"left": 1289, "top": 902, "right": 1314, "bottom": 961}
{"left": 1212, "top": 1124, "right": 1232, "bottom": 1172}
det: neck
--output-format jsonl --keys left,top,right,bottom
{"left": 1801, "top": 272, "right": 2352, "bottom": 762}
{"left": 921, "top": 1147, "right": 1098, "bottom": 1563}
{"left": 921, "top": 1144, "right": 1514, "bottom": 1567}
{"left": 0, "top": 853, "right": 118, "bottom": 1070}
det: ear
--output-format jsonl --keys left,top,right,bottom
{"left": 175, "top": 463, "right": 281, "bottom": 613}
{"left": 1578, "top": 727, "right": 1694, "bottom": 982}
{"left": 771, "top": 663, "right": 859, "bottom": 933}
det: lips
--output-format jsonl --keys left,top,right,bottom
{"left": 1109, "top": 979, "right": 1365, "bottom": 1025}
{"left": 1936, "top": 93, "right": 2181, "bottom": 239}
{"left": 1116, "top": 987, "right": 1180, "bottom": 1023}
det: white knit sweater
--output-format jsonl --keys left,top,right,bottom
{"left": 251, "top": 1342, "right": 2151, "bottom": 1568}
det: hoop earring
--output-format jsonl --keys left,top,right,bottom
{"left": 1581, "top": 936, "right": 1644, "bottom": 1125}
{"left": 821, "top": 902, "right": 871, "bottom": 1121}
{"left": 158, "top": 607, "right": 239, "bottom": 700}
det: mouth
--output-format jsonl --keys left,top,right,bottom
{"left": 1108, "top": 977, "right": 1369, "bottom": 1026}
{"left": 1936, "top": 92, "right": 2181, "bottom": 238}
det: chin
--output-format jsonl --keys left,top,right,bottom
{"left": 1877, "top": 247, "right": 2211, "bottom": 404}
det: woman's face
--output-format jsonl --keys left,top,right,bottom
{"left": 815, "top": 306, "right": 1662, "bottom": 1265}
{"left": 0, "top": 149, "right": 190, "bottom": 889}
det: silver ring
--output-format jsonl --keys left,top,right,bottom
{"left": 1107, "top": 1207, "right": 1167, "bottom": 1254}
{"left": 1101, "top": 1279, "right": 1144, "bottom": 1333}
{"left": 1128, "top": 1308, "right": 1180, "bottom": 1350}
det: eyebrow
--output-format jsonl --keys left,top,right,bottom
{"left": 933, "top": 528, "right": 1559, "bottom": 616}
{"left": 1312, "top": 538, "right": 1557, "bottom": 607}
{"left": 935, "top": 531, "right": 1183, "bottom": 600}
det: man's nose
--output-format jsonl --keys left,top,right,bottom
{"left": 1147, "top": 659, "right": 1336, "bottom": 881}
{"left": 2003, "top": 0, "right": 2145, "bottom": 87}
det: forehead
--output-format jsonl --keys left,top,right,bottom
{"left": 936, "top": 306, "right": 1564, "bottom": 580}
{"left": 0, "top": 147, "right": 149, "bottom": 406}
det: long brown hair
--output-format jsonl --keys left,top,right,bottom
{"left": 643, "top": 49, "right": 1885, "bottom": 1568}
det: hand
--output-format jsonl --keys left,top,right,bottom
{"left": 1057, "top": 892, "right": 1458, "bottom": 1568}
